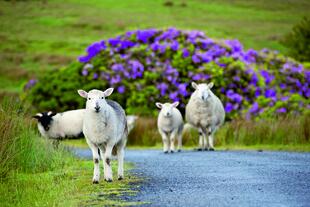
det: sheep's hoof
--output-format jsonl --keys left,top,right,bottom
{"left": 197, "top": 148, "right": 202, "bottom": 151}
{"left": 118, "top": 176, "right": 124, "bottom": 180}
{"left": 170, "top": 150, "right": 174, "bottom": 153}
{"left": 105, "top": 178, "right": 113, "bottom": 182}
{"left": 209, "top": 148, "right": 215, "bottom": 151}
{"left": 92, "top": 180, "right": 99, "bottom": 184}
{"left": 204, "top": 148, "right": 209, "bottom": 151}
{"left": 164, "top": 151, "right": 168, "bottom": 154}
{"left": 177, "top": 149, "right": 181, "bottom": 152}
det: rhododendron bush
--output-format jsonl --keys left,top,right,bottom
{"left": 25, "top": 28, "right": 310, "bottom": 119}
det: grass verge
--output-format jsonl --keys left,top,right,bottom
{"left": 0, "top": 159, "right": 139, "bottom": 206}
{"left": 0, "top": 99, "right": 142, "bottom": 207}
{"left": 123, "top": 115, "right": 310, "bottom": 152}
{"left": 0, "top": 159, "right": 142, "bottom": 207}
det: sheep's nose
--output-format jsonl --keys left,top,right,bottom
{"left": 95, "top": 106, "right": 100, "bottom": 112}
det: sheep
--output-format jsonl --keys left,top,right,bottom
{"left": 33, "top": 109, "right": 85, "bottom": 139}
{"left": 78, "top": 88, "right": 128, "bottom": 183}
{"left": 156, "top": 101, "right": 184, "bottom": 153}
{"left": 185, "top": 82, "right": 225, "bottom": 151}
{"left": 33, "top": 110, "right": 135, "bottom": 138}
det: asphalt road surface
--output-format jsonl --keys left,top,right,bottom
{"left": 72, "top": 148, "right": 310, "bottom": 207}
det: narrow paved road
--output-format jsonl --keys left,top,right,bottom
{"left": 72, "top": 148, "right": 310, "bottom": 207}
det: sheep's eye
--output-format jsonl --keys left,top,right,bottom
{"left": 101, "top": 97, "right": 104, "bottom": 99}
{"left": 88, "top": 98, "right": 91, "bottom": 100}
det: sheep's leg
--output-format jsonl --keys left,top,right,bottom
{"left": 117, "top": 146, "right": 125, "bottom": 180}
{"left": 177, "top": 133, "right": 182, "bottom": 152}
{"left": 159, "top": 130, "right": 169, "bottom": 153}
{"left": 102, "top": 144, "right": 113, "bottom": 182}
{"left": 198, "top": 129, "right": 203, "bottom": 151}
{"left": 208, "top": 128, "right": 215, "bottom": 151}
{"left": 202, "top": 130, "right": 208, "bottom": 151}
{"left": 87, "top": 141, "right": 100, "bottom": 184}
{"left": 170, "top": 130, "right": 177, "bottom": 153}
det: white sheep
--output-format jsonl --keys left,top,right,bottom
{"left": 78, "top": 88, "right": 127, "bottom": 183}
{"left": 33, "top": 109, "right": 85, "bottom": 139}
{"left": 156, "top": 101, "right": 184, "bottom": 153}
{"left": 185, "top": 82, "right": 225, "bottom": 151}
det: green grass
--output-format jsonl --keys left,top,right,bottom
{"left": 217, "top": 144, "right": 310, "bottom": 152}
{"left": 0, "top": 98, "right": 67, "bottom": 177}
{"left": 0, "top": 159, "right": 142, "bottom": 207}
{"left": 64, "top": 139, "right": 310, "bottom": 152}
{"left": 0, "top": 99, "right": 142, "bottom": 206}
{"left": 122, "top": 115, "right": 310, "bottom": 151}
{"left": 63, "top": 113, "right": 310, "bottom": 152}
{"left": 0, "top": 0, "right": 309, "bottom": 94}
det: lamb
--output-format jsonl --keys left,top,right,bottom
{"left": 33, "top": 109, "right": 85, "bottom": 139}
{"left": 185, "top": 82, "right": 225, "bottom": 151}
{"left": 156, "top": 101, "right": 184, "bottom": 153}
{"left": 78, "top": 88, "right": 128, "bottom": 183}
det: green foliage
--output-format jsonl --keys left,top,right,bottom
{"left": 282, "top": 17, "right": 310, "bottom": 62}
{"left": 25, "top": 62, "right": 109, "bottom": 111}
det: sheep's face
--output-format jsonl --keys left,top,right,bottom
{"left": 191, "top": 82, "right": 214, "bottom": 102}
{"left": 156, "top": 102, "right": 179, "bottom": 117}
{"left": 33, "top": 111, "right": 56, "bottom": 131}
{"left": 78, "top": 88, "right": 114, "bottom": 113}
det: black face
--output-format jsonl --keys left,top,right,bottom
{"left": 33, "top": 112, "right": 56, "bottom": 131}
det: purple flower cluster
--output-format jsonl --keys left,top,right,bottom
{"left": 72, "top": 28, "right": 310, "bottom": 118}
{"left": 24, "top": 79, "right": 37, "bottom": 90}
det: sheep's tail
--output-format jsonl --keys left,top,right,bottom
{"left": 183, "top": 123, "right": 195, "bottom": 134}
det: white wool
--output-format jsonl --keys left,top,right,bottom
{"left": 38, "top": 109, "right": 84, "bottom": 139}
{"left": 156, "top": 102, "right": 184, "bottom": 153}
{"left": 78, "top": 88, "right": 127, "bottom": 183}
{"left": 185, "top": 82, "right": 225, "bottom": 150}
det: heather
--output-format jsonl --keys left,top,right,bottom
{"left": 25, "top": 28, "right": 310, "bottom": 120}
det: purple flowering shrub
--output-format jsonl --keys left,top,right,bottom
{"left": 25, "top": 28, "right": 310, "bottom": 119}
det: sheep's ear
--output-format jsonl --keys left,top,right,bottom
{"left": 78, "top": 89, "right": 88, "bottom": 98}
{"left": 207, "top": 82, "right": 214, "bottom": 89}
{"left": 172, "top": 101, "right": 179, "bottom": 108}
{"left": 191, "top": 82, "right": 198, "bottom": 89}
{"left": 155, "top": 102, "right": 163, "bottom": 109}
{"left": 47, "top": 111, "right": 57, "bottom": 117}
{"left": 32, "top": 113, "right": 42, "bottom": 119}
{"left": 103, "top": 88, "right": 114, "bottom": 97}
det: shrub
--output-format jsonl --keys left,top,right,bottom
{"left": 282, "top": 17, "right": 310, "bottom": 62}
{"left": 25, "top": 28, "right": 310, "bottom": 119}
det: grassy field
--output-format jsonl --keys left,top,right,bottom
{"left": 0, "top": 0, "right": 309, "bottom": 95}
{"left": 0, "top": 99, "right": 142, "bottom": 207}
